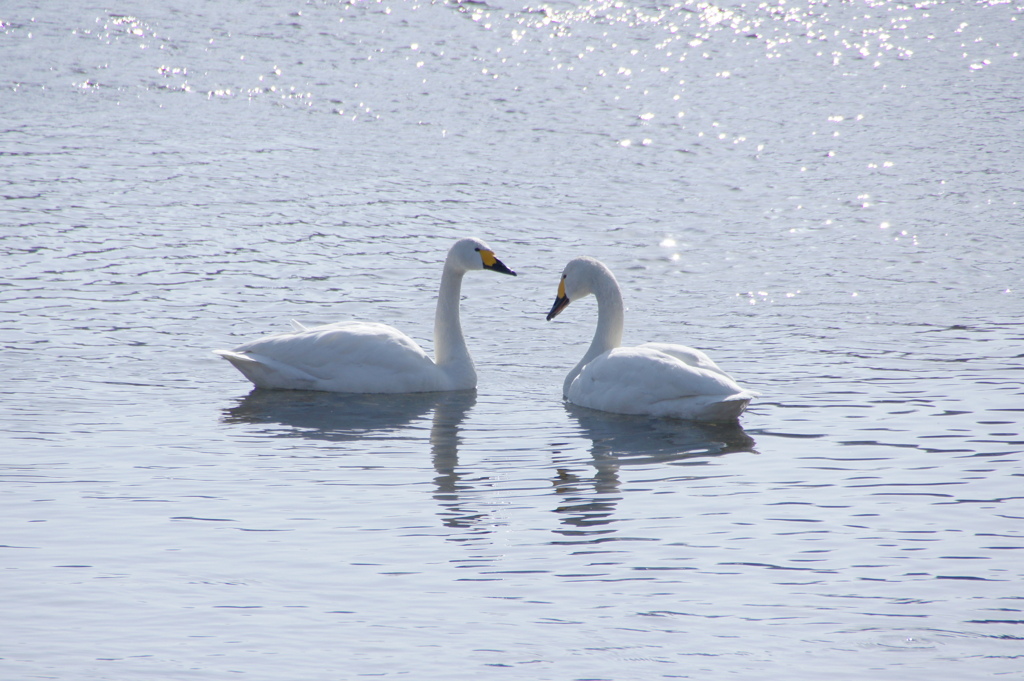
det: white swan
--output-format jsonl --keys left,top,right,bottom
{"left": 214, "top": 238, "right": 516, "bottom": 393}
{"left": 546, "top": 256, "right": 754, "bottom": 423}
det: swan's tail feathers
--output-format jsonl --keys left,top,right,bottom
{"left": 289, "top": 319, "right": 308, "bottom": 332}
{"left": 213, "top": 349, "right": 255, "bottom": 364}
{"left": 212, "top": 349, "right": 263, "bottom": 382}
{"left": 697, "top": 394, "right": 752, "bottom": 423}
{"left": 212, "top": 349, "right": 316, "bottom": 390}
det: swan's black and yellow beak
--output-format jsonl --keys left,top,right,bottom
{"left": 546, "top": 278, "right": 570, "bottom": 321}
{"left": 479, "top": 249, "right": 517, "bottom": 276}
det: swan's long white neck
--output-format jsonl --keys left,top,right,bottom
{"left": 433, "top": 262, "right": 476, "bottom": 386}
{"left": 563, "top": 265, "right": 624, "bottom": 396}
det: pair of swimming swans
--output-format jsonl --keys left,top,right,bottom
{"left": 215, "top": 238, "right": 754, "bottom": 423}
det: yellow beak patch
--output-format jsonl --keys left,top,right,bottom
{"left": 479, "top": 249, "right": 499, "bottom": 268}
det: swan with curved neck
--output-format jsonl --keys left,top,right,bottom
{"left": 215, "top": 238, "right": 516, "bottom": 393}
{"left": 546, "top": 256, "right": 753, "bottom": 422}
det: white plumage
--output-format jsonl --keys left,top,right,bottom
{"left": 546, "top": 256, "right": 754, "bottom": 423}
{"left": 214, "top": 238, "right": 516, "bottom": 393}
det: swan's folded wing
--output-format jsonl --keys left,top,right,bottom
{"left": 569, "top": 347, "right": 753, "bottom": 422}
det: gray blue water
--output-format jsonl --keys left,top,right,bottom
{"left": 2, "top": 0, "right": 1023, "bottom": 679}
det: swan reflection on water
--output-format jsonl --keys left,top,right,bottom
{"left": 221, "top": 388, "right": 481, "bottom": 529}
{"left": 220, "top": 390, "right": 757, "bottom": 538}
{"left": 550, "top": 404, "right": 758, "bottom": 541}
{"left": 565, "top": 403, "right": 757, "bottom": 465}
{"left": 221, "top": 388, "right": 476, "bottom": 445}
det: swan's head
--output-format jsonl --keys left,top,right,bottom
{"left": 546, "top": 256, "right": 613, "bottom": 321}
{"left": 448, "top": 238, "right": 516, "bottom": 276}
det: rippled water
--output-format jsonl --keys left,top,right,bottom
{"left": 3, "top": 0, "right": 1023, "bottom": 679}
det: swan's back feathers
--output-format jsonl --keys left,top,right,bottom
{"left": 639, "top": 342, "right": 729, "bottom": 377}
{"left": 215, "top": 321, "right": 453, "bottom": 393}
{"left": 568, "top": 347, "right": 753, "bottom": 423}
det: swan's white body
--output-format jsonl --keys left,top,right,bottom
{"left": 215, "top": 238, "right": 515, "bottom": 393}
{"left": 547, "top": 257, "right": 754, "bottom": 423}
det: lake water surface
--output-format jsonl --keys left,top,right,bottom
{"left": 2, "top": 0, "right": 1023, "bottom": 679}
